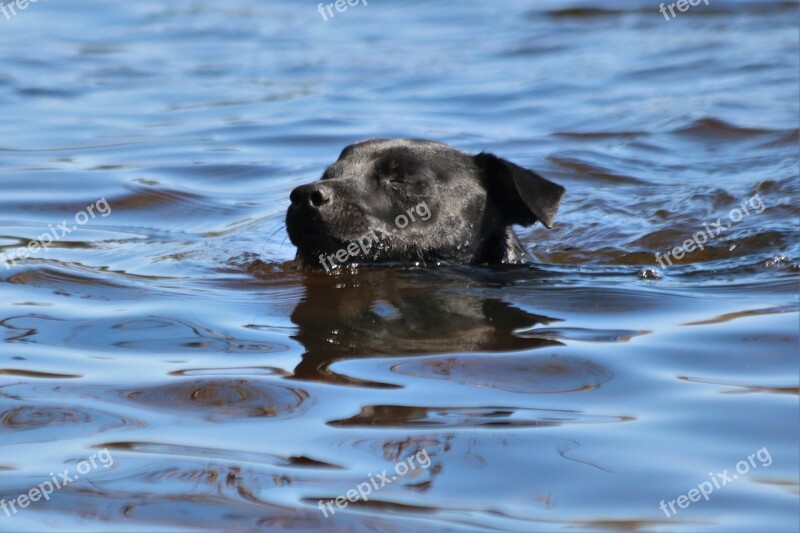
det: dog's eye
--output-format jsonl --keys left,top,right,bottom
{"left": 378, "top": 153, "right": 425, "bottom": 192}
{"left": 382, "top": 159, "right": 412, "bottom": 185}
{"left": 385, "top": 161, "right": 404, "bottom": 180}
{"left": 384, "top": 175, "right": 412, "bottom": 190}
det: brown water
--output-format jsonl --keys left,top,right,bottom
{"left": 0, "top": 0, "right": 798, "bottom": 531}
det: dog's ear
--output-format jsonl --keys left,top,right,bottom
{"left": 474, "top": 152, "right": 565, "bottom": 228}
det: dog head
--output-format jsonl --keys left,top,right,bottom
{"left": 286, "top": 139, "right": 565, "bottom": 268}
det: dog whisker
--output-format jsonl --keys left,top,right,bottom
{"left": 277, "top": 234, "right": 290, "bottom": 255}
{"left": 259, "top": 222, "right": 286, "bottom": 258}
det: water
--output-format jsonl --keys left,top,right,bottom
{"left": 0, "top": 0, "right": 798, "bottom": 531}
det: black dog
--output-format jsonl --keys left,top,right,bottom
{"left": 286, "top": 139, "right": 565, "bottom": 269}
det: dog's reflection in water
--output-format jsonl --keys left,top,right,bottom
{"left": 288, "top": 268, "right": 563, "bottom": 386}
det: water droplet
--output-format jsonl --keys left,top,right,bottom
{"left": 638, "top": 268, "right": 662, "bottom": 280}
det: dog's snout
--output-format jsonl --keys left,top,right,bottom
{"left": 309, "top": 188, "right": 329, "bottom": 206}
{"left": 290, "top": 183, "right": 331, "bottom": 208}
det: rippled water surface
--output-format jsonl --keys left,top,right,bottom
{"left": 1, "top": 1, "right": 798, "bottom": 531}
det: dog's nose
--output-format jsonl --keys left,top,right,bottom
{"left": 290, "top": 183, "right": 331, "bottom": 208}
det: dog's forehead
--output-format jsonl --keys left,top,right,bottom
{"left": 347, "top": 138, "right": 466, "bottom": 160}
{"left": 332, "top": 138, "right": 471, "bottom": 175}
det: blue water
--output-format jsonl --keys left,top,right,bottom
{"left": 0, "top": 1, "right": 798, "bottom": 531}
